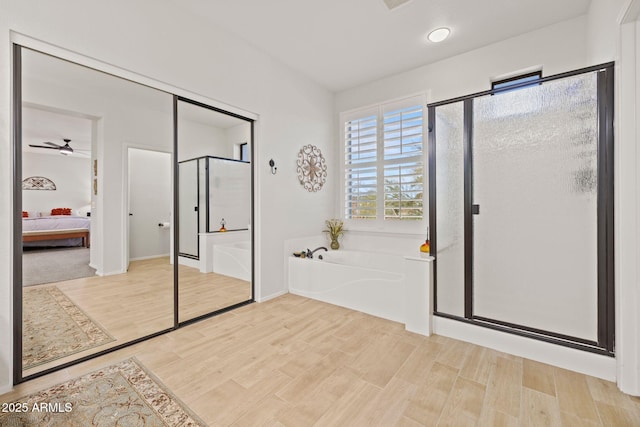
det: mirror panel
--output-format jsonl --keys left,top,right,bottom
{"left": 176, "top": 100, "right": 253, "bottom": 323}
{"left": 20, "top": 48, "right": 175, "bottom": 377}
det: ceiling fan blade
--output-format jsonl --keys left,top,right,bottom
{"left": 43, "top": 141, "right": 63, "bottom": 148}
{"left": 29, "top": 144, "right": 59, "bottom": 150}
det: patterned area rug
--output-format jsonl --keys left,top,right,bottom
{"left": 0, "top": 358, "right": 206, "bottom": 426}
{"left": 23, "top": 286, "right": 115, "bottom": 370}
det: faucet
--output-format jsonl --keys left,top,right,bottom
{"left": 306, "top": 246, "right": 328, "bottom": 259}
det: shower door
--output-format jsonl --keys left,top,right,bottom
{"left": 430, "top": 63, "right": 614, "bottom": 352}
{"left": 473, "top": 73, "right": 599, "bottom": 342}
{"left": 178, "top": 158, "right": 199, "bottom": 258}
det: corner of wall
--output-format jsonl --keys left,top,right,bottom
{"left": 0, "top": 24, "right": 15, "bottom": 392}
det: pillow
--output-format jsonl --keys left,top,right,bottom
{"left": 22, "top": 211, "right": 28, "bottom": 218}
{"left": 51, "top": 208, "right": 72, "bottom": 216}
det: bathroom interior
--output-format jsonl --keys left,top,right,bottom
{"left": 1, "top": 0, "right": 640, "bottom": 425}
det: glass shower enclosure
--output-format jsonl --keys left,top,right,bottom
{"left": 429, "top": 63, "right": 614, "bottom": 354}
{"left": 178, "top": 156, "right": 251, "bottom": 259}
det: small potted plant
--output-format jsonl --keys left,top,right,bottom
{"left": 324, "top": 219, "right": 346, "bottom": 250}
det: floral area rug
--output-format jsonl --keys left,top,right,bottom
{"left": 23, "top": 286, "right": 114, "bottom": 370}
{"left": 0, "top": 358, "right": 205, "bottom": 426}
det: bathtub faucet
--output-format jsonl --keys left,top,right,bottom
{"left": 306, "top": 246, "right": 328, "bottom": 259}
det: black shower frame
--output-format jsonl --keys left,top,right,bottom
{"left": 12, "top": 45, "right": 256, "bottom": 385}
{"left": 177, "top": 154, "right": 251, "bottom": 260}
{"left": 427, "top": 62, "right": 615, "bottom": 356}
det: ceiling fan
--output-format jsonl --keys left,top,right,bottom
{"left": 28, "top": 139, "right": 88, "bottom": 156}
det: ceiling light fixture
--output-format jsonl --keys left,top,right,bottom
{"left": 427, "top": 27, "right": 451, "bottom": 43}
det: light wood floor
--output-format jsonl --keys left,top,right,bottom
{"left": 23, "top": 256, "right": 250, "bottom": 376}
{"left": 7, "top": 294, "right": 640, "bottom": 426}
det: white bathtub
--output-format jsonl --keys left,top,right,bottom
{"left": 213, "top": 241, "right": 251, "bottom": 281}
{"left": 288, "top": 250, "right": 434, "bottom": 334}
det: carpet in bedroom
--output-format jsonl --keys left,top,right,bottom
{"left": 22, "top": 247, "right": 96, "bottom": 286}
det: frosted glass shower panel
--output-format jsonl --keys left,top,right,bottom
{"left": 178, "top": 159, "right": 199, "bottom": 257}
{"left": 472, "top": 73, "right": 598, "bottom": 341}
{"left": 208, "top": 158, "right": 251, "bottom": 231}
{"left": 434, "top": 101, "right": 465, "bottom": 316}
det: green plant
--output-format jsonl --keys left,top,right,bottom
{"left": 323, "top": 219, "right": 346, "bottom": 241}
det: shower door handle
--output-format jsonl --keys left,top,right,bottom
{"left": 472, "top": 204, "right": 480, "bottom": 215}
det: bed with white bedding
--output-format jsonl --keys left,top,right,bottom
{"left": 22, "top": 216, "right": 91, "bottom": 248}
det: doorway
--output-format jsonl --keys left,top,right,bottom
{"left": 127, "top": 147, "right": 172, "bottom": 268}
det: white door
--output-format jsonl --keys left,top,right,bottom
{"left": 128, "top": 148, "right": 172, "bottom": 265}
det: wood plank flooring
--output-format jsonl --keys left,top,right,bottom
{"left": 6, "top": 294, "right": 640, "bottom": 426}
{"left": 23, "top": 256, "right": 250, "bottom": 376}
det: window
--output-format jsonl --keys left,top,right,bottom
{"left": 342, "top": 95, "right": 426, "bottom": 228}
{"left": 240, "top": 142, "right": 249, "bottom": 162}
{"left": 492, "top": 71, "right": 542, "bottom": 92}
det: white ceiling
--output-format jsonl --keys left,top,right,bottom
{"left": 22, "top": 106, "right": 92, "bottom": 158}
{"left": 181, "top": 0, "right": 592, "bottom": 91}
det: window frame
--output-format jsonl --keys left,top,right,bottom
{"left": 491, "top": 71, "right": 542, "bottom": 92}
{"left": 340, "top": 94, "right": 428, "bottom": 233}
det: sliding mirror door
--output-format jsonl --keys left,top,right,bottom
{"left": 17, "top": 47, "right": 175, "bottom": 378}
{"left": 176, "top": 99, "right": 253, "bottom": 323}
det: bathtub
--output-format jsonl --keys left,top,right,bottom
{"left": 288, "top": 250, "right": 434, "bottom": 334}
{"left": 213, "top": 241, "right": 251, "bottom": 281}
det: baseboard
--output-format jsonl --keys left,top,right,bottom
{"left": 257, "top": 290, "right": 287, "bottom": 303}
{"left": 178, "top": 256, "right": 199, "bottom": 269}
{"left": 99, "top": 269, "right": 126, "bottom": 277}
{"left": 130, "top": 254, "right": 170, "bottom": 262}
{"left": 0, "top": 383, "right": 12, "bottom": 395}
{"left": 433, "top": 316, "right": 617, "bottom": 381}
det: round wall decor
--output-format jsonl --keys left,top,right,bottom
{"left": 296, "top": 144, "right": 327, "bottom": 192}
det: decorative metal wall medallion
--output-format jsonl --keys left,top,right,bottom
{"left": 297, "top": 144, "right": 327, "bottom": 192}
{"left": 22, "top": 176, "right": 56, "bottom": 190}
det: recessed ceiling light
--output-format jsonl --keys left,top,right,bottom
{"left": 427, "top": 27, "right": 451, "bottom": 43}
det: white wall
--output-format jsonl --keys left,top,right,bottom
{"left": 0, "top": 0, "right": 334, "bottom": 391}
{"left": 22, "top": 152, "right": 91, "bottom": 215}
{"left": 177, "top": 118, "right": 228, "bottom": 161}
{"left": 587, "top": 0, "right": 628, "bottom": 64}
{"left": 0, "top": 5, "right": 12, "bottom": 392}
{"left": 587, "top": 0, "right": 640, "bottom": 396}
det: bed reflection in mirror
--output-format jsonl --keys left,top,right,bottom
{"left": 19, "top": 48, "right": 175, "bottom": 377}
{"left": 177, "top": 100, "right": 253, "bottom": 323}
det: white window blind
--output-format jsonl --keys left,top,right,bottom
{"left": 344, "top": 113, "right": 377, "bottom": 219}
{"left": 342, "top": 95, "right": 425, "bottom": 224}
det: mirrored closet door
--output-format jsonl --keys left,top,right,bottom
{"left": 176, "top": 99, "right": 253, "bottom": 323}
{"left": 16, "top": 47, "right": 175, "bottom": 378}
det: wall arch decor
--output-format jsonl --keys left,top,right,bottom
{"left": 22, "top": 176, "right": 56, "bottom": 190}
{"left": 296, "top": 144, "right": 327, "bottom": 192}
